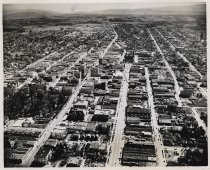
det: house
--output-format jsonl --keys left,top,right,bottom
{"left": 158, "top": 119, "right": 172, "bottom": 126}
{"left": 85, "top": 122, "right": 97, "bottom": 132}
{"left": 44, "top": 139, "right": 58, "bottom": 148}
{"left": 7, "top": 146, "right": 32, "bottom": 165}
{"left": 51, "top": 126, "right": 67, "bottom": 139}
{"left": 98, "top": 143, "right": 108, "bottom": 155}
{"left": 88, "top": 142, "right": 99, "bottom": 157}
{"left": 66, "top": 157, "right": 82, "bottom": 167}
{"left": 75, "top": 143, "right": 85, "bottom": 156}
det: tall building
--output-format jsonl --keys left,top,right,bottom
{"left": 91, "top": 67, "right": 99, "bottom": 77}
{"left": 99, "top": 58, "right": 103, "bottom": 65}
{"left": 80, "top": 65, "right": 85, "bottom": 79}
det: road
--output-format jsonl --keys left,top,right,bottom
{"left": 20, "top": 71, "right": 90, "bottom": 167}
{"left": 159, "top": 26, "right": 185, "bottom": 47}
{"left": 44, "top": 51, "right": 74, "bottom": 73}
{"left": 108, "top": 64, "right": 131, "bottom": 167}
{"left": 148, "top": 28, "right": 182, "bottom": 107}
{"left": 157, "top": 27, "right": 203, "bottom": 79}
{"left": 106, "top": 19, "right": 118, "bottom": 36}
{"left": 16, "top": 51, "right": 73, "bottom": 91}
{"left": 145, "top": 67, "right": 166, "bottom": 166}
{"left": 47, "top": 49, "right": 93, "bottom": 89}
{"left": 197, "top": 84, "right": 207, "bottom": 98}
{"left": 47, "top": 33, "right": 118, "bottom": 89}
{"left": 20, "top": 34, "right": 118, "bottom": 167}
{"left": 191, "top": 107, "right": 207, "bottom": 135}
{"left": 133, "top": 34, "right": 140, "bottom": 40}
{"left": 177, "top": 52, "right": 204, "bottom": 79}
{"left": 11, "top": 29, "right": 111, "bottom": 92}
{"left": 107, "top": 48, "right": 126, "bottom": 145}
{"left": 19, "top": 52, "right": 58, "bottom": 73}
{"left": 170, "top": 28, "right": 187, "bottom": 43}
{"left": 100, "top": 35, "right": 118, "bottom": 59}
{"left": 15, "top": 52, "right": 58, "bottom": 90}
{"left": 155, "top": 28, "right": 206, "bottom": 98}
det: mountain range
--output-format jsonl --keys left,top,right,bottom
{"left": 3, "top": 3, "right": 206, "bottom": 20}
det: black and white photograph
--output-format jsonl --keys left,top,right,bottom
{"left": 2, "top": 1, "right": 208, "bottom": 168}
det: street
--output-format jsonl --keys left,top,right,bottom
{"left": 20, "top": 34, "right": 118, "bottom": 167}
{"left": 148, "top": 28, "right": 182, "bottom": 107}
{"left": 108, "top": 64, "right": 131, "bottom": 167}
{"left": 145, "top": 67, "right": 166, "bottom": 166}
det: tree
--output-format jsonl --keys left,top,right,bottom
{"left": 181, "top": 124, "right": 189, "bottom": 138}
{"left": 4, "top": 137, "right": 11, "bottom": 148}
{"left": 196, "top": 93, "right": 203, "bottom": 98}
{"left": 36, "top": 89, "right": 44, "bottom": 101}
{"left": 28, "top": 84, "right": 35, "bottom": 100}
{"left": 179, "top": 147, "right": 208, "bottom": 166}
{"left": 58, "top": 93, "right": 66, "bottom": 106}
{"left": 197, "top": 126, "right": 205, "bottom": 136}
{"left": 50, "top": 142, "right": 66, "bottom": 161}
{"left": 200, "top": 112, "right": 206, "bottom": 120}
{"left": 182, "top": 62, "right": 189, "bottom": 67}
{"left": 96, "top": 124, "right": 109, "bottom": 134}
{"left": 67, "top": 110, "right": 84, "bottom": 121}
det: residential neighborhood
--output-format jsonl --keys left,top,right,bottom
{"left": 3, "top": 2, "right": 207, "bottom": 168}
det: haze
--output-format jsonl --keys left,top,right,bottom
{"left": 4, "top": 2, "right": 205, "bottom": 14}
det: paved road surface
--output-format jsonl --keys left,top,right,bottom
{"left": 148, "top": 28, "right": 182, "bottom": 107}
{"left": 191, "top": 107, "right": 207, "bottom": 134}
{"left": 108, "top": 64, "right": 131, "bottom": 167}
{"left": 15, "top": 52, "right": 58, "bottom": 90}
{"left": 20, "top": 34, "right": 118, "bottom": 167}
{"left": 145, "top": 67, "right": 166, "bottom": 166}
{"left": 20, "top": 71, "right": 90, "bottom": 167}
{"left": 155, "top": 28, "right": 206, "bottom": 98}
{"left": 47, "top": 49, "right": 92, "bottom": 89}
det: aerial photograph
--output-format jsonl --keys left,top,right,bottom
{"left": 3, "top": 2, "right": 207, "bottom": 167}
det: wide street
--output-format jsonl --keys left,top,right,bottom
{"left": 148, "top": 28, "right": 182, "bottom": 107}
{"left": 154, "top": 27, "right": 207, "bottom": 98}
{"left": 20, "top": 34, "right": 118, "bottom": 167}
{"left": 145, "top": 67, "right": 166, "bottom": 166}
{"left": 108, "top": 63, "right": 131, "bottom": 167}
{"left": 21, "top": 71, "right": 90, "bottom": 167}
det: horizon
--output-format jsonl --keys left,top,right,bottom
{"left": 4, "top": 2, "right": 205, "bottom": 14}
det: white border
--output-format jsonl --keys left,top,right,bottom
{"left": 0, "top": 0, "right": 209, "bottom": 170}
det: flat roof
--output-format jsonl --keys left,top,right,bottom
{"left": 11, "top": 119, "right": 25, "bottom": 127}
{"left": 94, "top": 109, "right": 110, "bottom": 115}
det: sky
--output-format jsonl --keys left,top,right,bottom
{"left": 4, "top": 2, "right": 205, "bottom": 14}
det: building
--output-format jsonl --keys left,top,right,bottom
{"left": 33, "top": 148, "right": 52, "bottom": 166}
{"left": 73, "top": 100, "right": 88, "bottom": 110}
{"left": 92, "top": 109, "right": 110, "bottom": 122}
{"left": 91, "top": 67, "right": 99, "bottom": 77}
{"left": 51, "top": 126, "right": 67, "bottom": 139}
{"left": 66, "top": 157, "right": 82, "bottom": 167}
{"left": 122, "top": 143, "right": 156, "bottom": 166}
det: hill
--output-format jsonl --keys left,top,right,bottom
{"left": 98, "top": 4, "right": 206, "bottom": 15}
{"left": 3, "top": 9, "right": 60, "bottom": 20}
{"left": 3, "top": 3, "right": 206, "bottom": 20}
